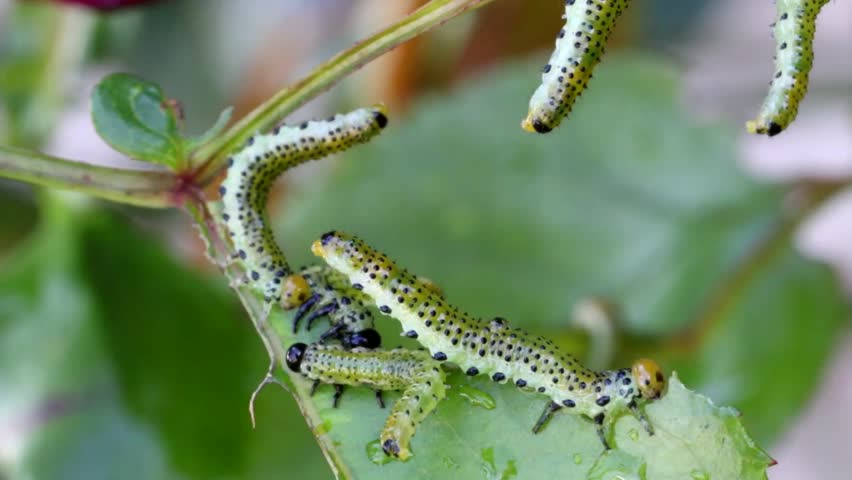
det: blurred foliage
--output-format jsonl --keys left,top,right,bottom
{"left": 0, "top": 196, "right": 328, "bottom": 480}
{"left": 0, "top": 4, "right": 62, "bottom": 146}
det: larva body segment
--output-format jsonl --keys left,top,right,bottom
{"left": 312, "top": 231, "right": 665, "bottom": 448}
{"left": 747, "top": 0, "right": 829, "bottom": 136}
{"left": 522, "top": 0, "right": 631, "bottom": 134}
{"left": 220, "top": 106, "right": 388, "bottom": 305}
{"left": 286, "top": 342, "right": 446, "bottom": 460}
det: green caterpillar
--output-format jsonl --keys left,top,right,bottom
{"left": 286, "top": 338, "right": 446, "bottom": 460}
{"left": 312, "top": 231, "right": 665, "bottom": 449}
{"left": 219, "top": 106, "right": 388, "bottom": 337}
{"left": 747, "top": 0, "right": 830, "bottom": 136}
{"left": 522, "top": 0, "right": 631, "bottom": 134}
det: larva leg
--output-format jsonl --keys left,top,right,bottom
{"left": 629, "top": 400, "right": 653, "bottom": 436}
{"left": 333, "top": 384, "right": 345, "bottom": 408}
{"left": 747, "top": 0, "right": 830, "bottom": 136}
{"left": 290, "top": 266, "right": 376, "bottom": 343}
{"left": 522, "top": 0, "right": 631, "bottom": 133}
{"left": 532, "top": 401, "right": 562, "bottom": 434}
{"left": 375, "top": 390, "right": 386, "bottom": 409}
{"left": 594, "top": 413, "right": 611, "bottom": 450}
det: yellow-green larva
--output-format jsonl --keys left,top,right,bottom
{"left": 522, "top": 0, "right": 631, "bottom": 134}
{"left": 747, "top": 0, "right": 830, "bottom": 136}
{"left": 312, "top": 231, "right": 666, "bottom": 449}
{"left": 219, "top": 106, "right": 388, "bottom": 306}
{"left": 286, "top": 340, "right": 446, "bottom": 460}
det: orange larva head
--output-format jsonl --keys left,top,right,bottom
{"left": 280, "top": 274, "right": 311, "bottom": 310}
{"left": 631, "top": 358, "right": 666, "bottom": 400}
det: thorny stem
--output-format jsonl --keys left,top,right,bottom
{"left": 184, "top": 195, "right": 352, "bottom": 478}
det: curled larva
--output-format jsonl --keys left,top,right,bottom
{"left": 522, "top": 0, "right": 631, "bottom": 134}
{"left": 219, "top": 106, "right": 388, "bottom": 311}
{"left": 286, "top": 338, "right": 446, "bottom": 461}
{"left": 312, "top": 231, "right": 666, "bottom": 449}
{"left": 747, "top": 0, "right": 829, "bottom": 136}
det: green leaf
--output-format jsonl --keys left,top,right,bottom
{"left": 275, "top": 55, "right": 846, "bottom": 477}
{"left": 91, "top": 72, "right": 184, "bottom": 168}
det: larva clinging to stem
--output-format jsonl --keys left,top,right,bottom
{"left": 219, "top": 106, "right": 388, "bottom": 332}
{"left": 747, "top": 0, "right": 830, "bottom": 136}
{"left": 286, "top": 338, "right": 446, "bottom": 460}
{"left": 522, "top": 0, "right": 631, "bottom": 134}
{"left": 312, "top": 231, "right": 665, "bottom": 449}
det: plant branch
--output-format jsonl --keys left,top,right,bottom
{"left": 0, "top": 145, "right": 180, "bottom": 208}
{"left": 185, "top": 196, "right": 353, "bottom": 479}
{"left": 192, "top": 0, "right": 496, "bottom": 187}
{"left": 665, "top": 179, "right": 850, "bottom": 352}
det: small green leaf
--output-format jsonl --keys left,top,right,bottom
{"left": 91, "top": 72, "right": 184, "bottom": 168}
{"left": 185, "top": 106, "right": 233, "bottom": 156}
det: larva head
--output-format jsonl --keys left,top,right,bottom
{"left": 342, "top": 328, "right": 382, "bottom": 349}
{"left": 370, "top": 103, "right": 389, "bottom": 130}
{"left": 631, "top": 358, "right": 666, "bottom": 400}
{"left": 521, "top": 116, "right": 553, "bottom": 134}
{"left": 280, "top": 274, "right": 311, "bottom": 310}
{"left": 311, "top": 231, "right": 351, "bottom": 265}
{"left": 286, "top": 343, "right": 308, "bottom": 373}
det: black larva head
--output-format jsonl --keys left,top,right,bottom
{"left": 382, "top": 438, "right": 400, "bottom": 457}
{"left": 320, "top": 231, "right": 337, "bottom": 246}
{"left": 373, "top": 111, "right": 388, "bottom": 129}
{"left": 767, "top": 122, "right": 782, "bottom": 137}
{"left": 532, "top": 119, "right": 552, "bottom": 134}
{"left": 343, "top": 328, "right": 382, "bottom": 349}
{"left": 286, "top": 343, "right": 308, "bottom": 372}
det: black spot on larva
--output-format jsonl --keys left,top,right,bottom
{"left": 656, "top": 372, "right": 664, "bottom": 382}
{"left": 492, "top": 372, "right": 506, "bottom": 382}
{"left": 405, "top": 330, "right": 419, "bottom": 339}
{"left": 562, "top": 399, "right": 576, "bottom": 408}
{"left": 466, "top": 367, "right": 479, "bottom": 376}
{"left": 380, "top": 305, "right": 392, "bottom": 314}
{"left": 596, "top": 396, "right": 611, "bottom": 407}
{"left": 516, "top": 379, "right": 527, "bottom": 387}
{"left": 433, "top": 352, "right": 447, "bottom": 361}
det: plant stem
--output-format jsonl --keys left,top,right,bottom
{"left": 192, "top": 0, "right": 496, "bottom": 187}
{"left": 665, "top": 180, "right": 850, "bottom": 351}
{"left": 0, "top": 146, "right": 179, "bottom": 208}
{"left": 185, "top": 196, "right": 353, "bottom": 479}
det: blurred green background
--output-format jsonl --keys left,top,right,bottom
{"left": 1, "top": 1, "right": 850, "bottom": 479}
